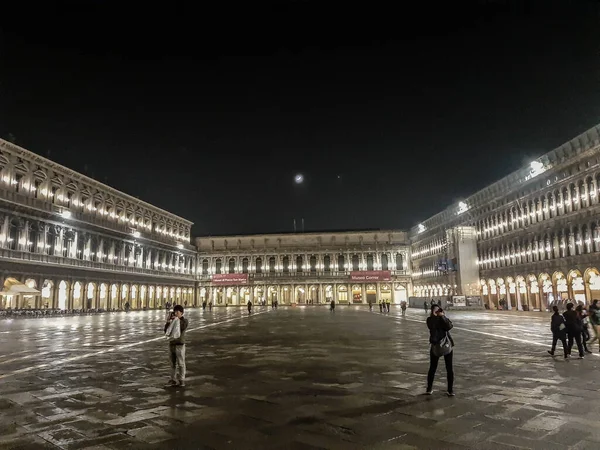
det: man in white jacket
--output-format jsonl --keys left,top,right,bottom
{"left": 164, "top": 305, "right": 188, "bottom": 387}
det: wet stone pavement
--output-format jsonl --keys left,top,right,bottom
{"left": 1, "top": 307, "right": 600, "bottom": 450}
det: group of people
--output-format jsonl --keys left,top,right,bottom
{"left": 548, "top": 299, "right": 600, "bottom": 359}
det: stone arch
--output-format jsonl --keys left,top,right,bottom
{"left": 130, "top": 284, "right": 138, "bottom": 308}
{"left": 585, "top": 267, "right": 600, "bottom": 302}
{"left": 110, "top": 283, "right": 119, "bottom": 309}
{"left": 58, "top": 280, "right": 70, "bottom": 310}
{"left": 99, "top": 283, "right": 108, "bottom": 310}
{"left": 296, "top": 285, "right": 306, "bottom": 304}
{"left": 41, "top": 279, "right": 54, "bottom": 309}
{"left": 538, "top": 272, "right": 552, "bottom": 311}
{"left": 568, "top": 269, "right": 585, "bottom": 304}
{"left": 85, "top": 282, "right": 96, "bottom": 309}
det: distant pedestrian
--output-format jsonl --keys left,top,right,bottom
{"left": 401, "top": 301, "right": 407, "bottom": 316}
{"left": 547, "top": 305, "right": 568, "bottom": 359}
{"left": 386, "top": 298, "right": 391, "bottom": 313}
{"left": 426, "top": 305, "right": 454, "bottom": 396}
{"left": 202, "top": 300, "right": 207, "bottom": 311}
{"left": 164, "top": 305, "right": 188, "bottom": 387}
{"left": 564, "top": 302, "right": 585, "bottom": 359}
{"left": 124, "top": 301, "right": 130, "bottom": 313}
{"left": 208, "top": 301, "right": 213, "bottom": 311}
{"left": 330, "top": 299, "right": 335, "bottom": 312}
{"left": 368, "top": 300, "right": 373, "bottom": 311}
{"left": 247, "top": 300, "right": 253, "bottom": 314}
{"left": 423, "top": 301, "right": 429, "bottom": 314}
{"left": 576, "top": 305, "right": 592, "bottom": 354}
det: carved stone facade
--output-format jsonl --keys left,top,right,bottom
{"left": 0, "top": 138, "right": 196, "bottom": 310}
{"left": 195, "top": 231, "right": 411, "bottom": 306}
{"left": 410, "top": 123, "right": 600, "bottom": 310}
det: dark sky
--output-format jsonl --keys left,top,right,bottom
{"left": 1, "top": 1, "right": 599, "bottom": 236}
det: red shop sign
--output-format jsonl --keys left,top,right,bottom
{"left": 349, "top": 271, "right": 392, "bottom": 282}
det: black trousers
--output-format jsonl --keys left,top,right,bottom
{"left": 427, "top": 349, "right": 454, "bottom": 392}
{"left": 567, "top": 330, "right": 584, "bottom": 357}
{"left": 550, "top": 332, "right": 568, "bottom": 357}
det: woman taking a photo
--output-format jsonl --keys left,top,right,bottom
{"left": 426, "top": 304, "right": 455, "bottom": 396}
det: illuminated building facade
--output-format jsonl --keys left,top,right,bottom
{"left": 0, "top": 138, "right": 197, "bottom": 310}
{"left": 410, "top": 123, "right": 600, "bottom": 310}
{"left": 195, "top": 231, "right": 411, "bottom": 306}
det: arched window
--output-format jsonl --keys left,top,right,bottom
{"left": 242, "top": 257, "right": 249, "bottom": 274}
{"left": 338, "top": 254, "right": 345, "bottom": 272}
{"left": 269, "top": 256, "right": 276, "bottom": 273}
{"left": 396, "top": 253, "right": 404, "bottom": 270}
{"left": 215, "top": 258, "right": 222, "bottom": 274}
{"left": 296, "top": 255, "right": 303, "bottom": 273}
{"left": 283, "top": 256, "right": 290, "bottom": 272}
{"left": 366, "top": 254, "right": 374, "bottom": 271}
{"left": 381, "top": 253, "right": 389, "bottom": 271}
{"left": 310, "top": 255, "right": 317, "bottom": 273}
{"left": 202, "top": 259, "right": 208, "bottom": 275}
{"left": 256, "top": 257, "right": 263, "bottom": 273}
{"left": 228, "top": 258, "right": 236, "bottom": 274}
{"left": 324, "top": 255, "right": 331, "bottom": 272}
{"left": 352, "top": 254, "right": 359, "bottom": 271}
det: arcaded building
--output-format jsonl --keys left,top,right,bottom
{"left": 195, "top": 231, "right": 411, "bottom": 306}
{"left": 0, "top": 138, "right": 197, "bottom": 310}
{"left": 410, "top": 123, "right": 600, "bottom": 310}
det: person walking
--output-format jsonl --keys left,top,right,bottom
{"left": 124, "top": 301, "right": 130, "bottom": 313}
{"left": 202, "top": 300, "right": 207, "bottom": 311}
{"left": 208, "top": 300, "right": 213, "bottom": 311}
{"left": 164, "top": 305, "right": 189, "bottom": 387}
{"left": 547, "top": 305, "right": 568, "bottom": 358}
{"left": 247, "top": 299, "right": 253, "bottom": 314}
{"left": 378, "top": 299, "right": 383, "bottom": 313}
{"left": 368, "top": 299, "right": 373, "bottom": 312}
{"left": 401, "top": 301, "right": 407, "bottom": 317}
{"left": 330, "top": 299, "right": 335, "bottom": 312}
{"left": 426, "top": 305, "right": 454, "bottom": 396}
{"left": 589, "top": 299, "right": 600, "bottom": 351}
{"left": 385, "top": 298, "right": 391, "bottom": 313}
{"left": 576, "top": 304, "right": 592, "bottom": 354}
{"left": 564, "top": 302, "right": 585, "bottom": 359}
{"left": 423, "top": 301, "right": 429, "bottom": 314}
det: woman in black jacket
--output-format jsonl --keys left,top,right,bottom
{"left": 426, "top": 305, "right": 454, "bottom": 396}
{"left": 548, "top": 305, "right": 568, "bottom": 358}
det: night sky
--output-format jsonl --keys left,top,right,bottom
{"left": 1, "top": 1, "right": 599, "bottom": 236}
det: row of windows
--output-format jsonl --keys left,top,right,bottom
{"left": 476, "top": 174, "right": 600, "bottom": 240}
{"left": 0, "top": 150, "right": 190, "bottom": 242}
{"left": 200, "top": 253, "right": 406, "bottom": 275}
{"left": 0, "top": 217, "right": 194, "bottom": 275}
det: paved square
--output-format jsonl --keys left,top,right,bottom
{"left": 1, "top": 307, "right": 600, "bottom": 449}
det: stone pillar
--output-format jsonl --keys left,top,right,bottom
{"left": 361, "top": 284, "right": 367, "bottom": 304}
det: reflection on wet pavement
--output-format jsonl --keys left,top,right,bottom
{"left": 1, "top": 307, "right": 599, "bottom": 449}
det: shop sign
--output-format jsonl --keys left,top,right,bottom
{"left": 350, "top": 271, "right": 391, "bottom": 282}
{"left": 452, "top": 295, "right": 466, "bottom": 307}
{"left": 212, "top": 273, "right": 249, "bottom": 285}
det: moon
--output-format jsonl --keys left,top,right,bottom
{"left": 294, "top": 173, "right": 304, "bottom": 184}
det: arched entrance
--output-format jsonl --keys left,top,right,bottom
{"left": 568, "top": 269, "right": 585, "bottom": 305}
{"left": 23, "top": 278, "right": 37, "bottom": 309}
{"left": 268, "top": 286, "right": 277, "bottom": 305}
{"left": 296, "top": 286, "right": 306, "bottom": 304}
{"left": 539, "top": 273, "right": 552, "bottom": 311}
{"left": 41, "top": 280, "right": 54, "bottom": 309}
{"left": 85, "top": 282, "right": 96, "bottom": 310}
{"left": 281, "top": 286, "right": 291, "bottom": 304}
{"left": 337, "top": 285, "right": 348, "bottom": 304}
{"left": 585, "top": 268, "right": 600, "bottom": 304}
{"left": 110, "top": 284, "right": 118, "bottom": 309}
{"left": 324, "top": 285, "right": 333, "bottom": 303}
{"left": 240, "top": 287, "right": 250, "bottom": 304}
{"left": 308, "top": 285, "right": 318, "bottom": 304}
{"left": 73, "top": 282, "right": 83, "bottom": 310}
{"left": 58, "top": 280, "right": 69, "bottom": 310}
{"left": 527, "top": 274, "right": 540, "bottom": 310}
{"left": 99, "top": 283, "right": 108, "bottom": 310}
{"left": 366, "top": 284, "right": 376, "bottom": 304}
{"left": 394, "top": 283, "right": 407, "bottom": 304}
{"left": 352, "top": 284, "right": 362, "bottom": 303}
